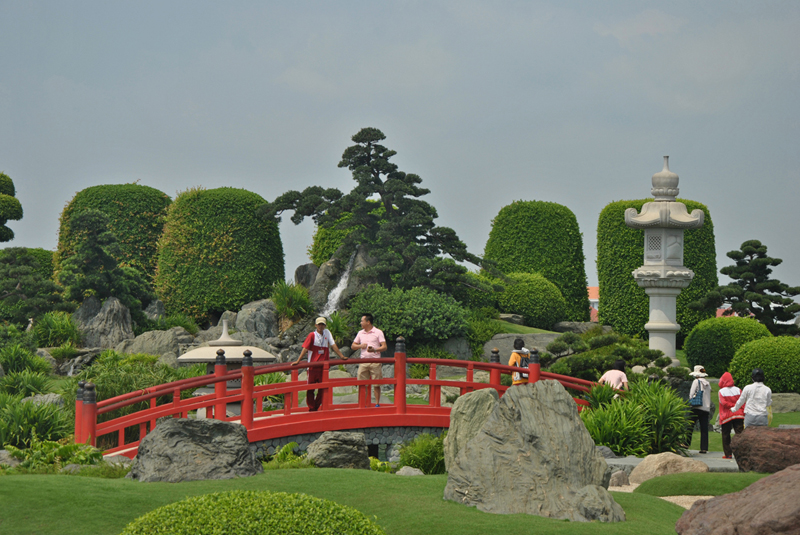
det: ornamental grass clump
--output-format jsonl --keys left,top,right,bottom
{"left": 120, "top": 491, "right": 386, "bottom": 535}
{"left": 0, "top": 344, "right": 50, "bottom": 374}
{"left": 0, "top": 370, "right": 54, "bottom": 397}
{"left": 399, "top": 432, "right": 446, "bottom": 475}
{"left": 0, "top": 393, "right": 71, "bottom": 448}
{"left": 32, "top": 311, "right": 82, "bottom": 348}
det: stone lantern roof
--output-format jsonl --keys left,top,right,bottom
{"left": 177, "top": 320, "right": 277, "bottom": 365}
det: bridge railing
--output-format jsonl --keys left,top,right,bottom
{"left": 74, "top": 337, "right": 594, "bottom": 455}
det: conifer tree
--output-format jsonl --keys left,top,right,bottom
{"left": 0, "top": 172, "right": 23, "bottom": 243}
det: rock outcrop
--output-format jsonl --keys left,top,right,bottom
{"left": 127, "top": 419, "right": 263, "bottom": 483}
{"left": 481, "top": 333, "right": 561, "bottom": 361}
{"left": 443, "top": 381, "right": 623, "bottom": 522}
{"left": 115, "top": 327, "right": 193, "bottom": 357}
{"left": 143, "top": 299, "right": 166, "bottom": 321}
{"left": 75, "top": 297, "right": 134, "bottom": 348}
{"left": 234, "top": 300, "right": 279, "bottom": 339}
{"left": 628, "top": 452, "right": 709, "bottom": 484}
{"left": 306, "top": 431, "right": 370, "bottom": 469}
{"left": 294, "top": 263, "right": 319, "bottom": 289}
{"left": 443, "top": 388, "right": 499, "bottom": 470}
{"left": 731, "top": 427, "right": 800, "bottom": 473}
{"left": 676, "top": 463, "right": 800, "bottom": 535}
{"left": 21, "top": 393, "right": 64, "bottom": 408}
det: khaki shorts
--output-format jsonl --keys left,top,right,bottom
{"left": 358, "top": 362, "right": 383, "bottom": 380}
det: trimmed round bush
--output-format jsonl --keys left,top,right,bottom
{"left": 684, "top": 317, "right": 772, "bottom": 378}
{"left": 729, "top": 336, "right": 800, "bottom": 394}
{"left": 154, "top": 187, "right": 284, "bottom": 323}
{"left": 56, "top": 184, "right": 171, "bottom": 279}
{"left": 597, "top": 198, "right": 718, "bottom": 342}
{"left": 120, "top": 490, "right": 386, "bottom": 535}
{"left": 484, "top": 200, "right": 589, "bottom": 321}
{"left": 0, "top": 172, "right": 23, "bottom": 243}
{"left": 348, "top": 284, "right": 466, "bottom": 344}
{"left": 495, "top": 272, "right": 566, "bottom": 329}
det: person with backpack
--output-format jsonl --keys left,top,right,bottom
{"left": 508, "top": 338, "right": 531, "bottom": 385}
{"left": 688, "top": 365, "right": 712, "bottom": 454}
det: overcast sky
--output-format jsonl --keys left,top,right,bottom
{"left": 1, "top": 1, "right": 798, "bottom": 290}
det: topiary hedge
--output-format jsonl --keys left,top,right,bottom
{"left": 348, "top": 284, "right": 467, "bottom": 344}
{"left": 495, "top": 272, "right": 566, "bottom": 329}
{"left": 120, "top": 490, "right": 386, "bottom": 535}
{"left": 684, "top": 317, "right": 772, "bottom": 378}
{"left": 597, "top": 198, "right": 717, "bottom": 342}
{"left": 484, "top": 200, "right": 589, "bottom": 321}
{"left": 154, "top": 187, "right": 284, "bottom": 323}
{"left": 729, "top": 336, "right": 800, "bottom": 394}
{"left": 0, "top": 172, "right": 23, "bottom": 243}
{"left": 56, "top": 183, "right": 171, "bottom": 279}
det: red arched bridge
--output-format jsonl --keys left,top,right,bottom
{"left": 74, "top": 339, "right": 594, "bottom": 458}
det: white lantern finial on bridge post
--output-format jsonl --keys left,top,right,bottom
{"left": 623, "top": 157, "right": 705, "bottom": 357}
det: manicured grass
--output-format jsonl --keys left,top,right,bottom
{"left": 675, "top": 349, "right": 688, "bottom": 368}
{"left": 633, "top": 472, "right": 769, "bottom": 497}
{"left": 491, "top": 320, "right": 555, "bottom": 334}
{"left": 0, "top": 469, "right": 685, "bottom": 535}
{"left": 689, "top": 429, "right": 723, "bottom": 452}
{"left": 771, "top": 411, "right": 800, "bottom": 426}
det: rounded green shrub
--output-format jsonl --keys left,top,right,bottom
{"left": 729, "top": 336, "right": 800, "bottom": 393}
{"left": 484, "top": 200, "right": 590, "bottom": 321}
{"left": 684, "top": 317, "right": 772, "bottom": 378}
{"left": 348, "top": 284, "right": 467, "bottom": 344}
{"left": 495, "top": 272, "right": 566, "bottom": 329}
{"left": 0, "top": 172, "right": 23, "bottom": 243}
{"left": 120, "top": 490, "right": 386, "bottom": 535}
{"left": 154, "top": 187, "right": 284, "bottom": 323}
{"left": 597, "top": 198, "right": 718, "bottom": 342}
{"left": 56, "top": 184, "right": 171, "bottom": 279}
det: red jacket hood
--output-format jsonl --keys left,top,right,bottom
{"left": 719, "top": 372, "right": 734, "bottom": 388}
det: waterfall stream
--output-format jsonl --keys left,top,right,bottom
{"left": 320, "top": 252, "right": 357, "bottom": 316}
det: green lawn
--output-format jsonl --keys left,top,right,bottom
{"left": 491, "top": 320, "right": 555, "bottom": 334}
{"left": 0, "top": 469, "right": 685, "bottom": 535}
{"left": 675, "top": 349, "right": 688, "bottom": 368}
{"left": 634, "top": 472, "right": 769, "bottom": 497}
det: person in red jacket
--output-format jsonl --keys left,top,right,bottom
{"left": 293, "top": 317, "right": 347, "bottom": 412}
{"left": 718, "top": 371, "right": 746, "bottom": 459}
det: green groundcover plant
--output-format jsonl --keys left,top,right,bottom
{"left": 0, "top": 344, "right": 50, "bottom": 375}
{"left": 4, "top": 432, "right": 102, "bottom": 469}
{"left": 399, "top": 432, "right": 446, "bottom": 475}
{"left": 120, "top": 490, "right": 387, "bottom": 535}
{"left": 0, "top": 393, "right": 72, "bottom": 448}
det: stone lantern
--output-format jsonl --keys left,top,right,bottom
{"left": 624, "top": 157, "right": 704, "bottom": 357}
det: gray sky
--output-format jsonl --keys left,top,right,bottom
{"left": 2, "top": 1, "right": 798, "bottom": 290}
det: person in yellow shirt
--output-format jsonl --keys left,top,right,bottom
{"left": 508, "top": 338, "right": 531, "bottom": 385}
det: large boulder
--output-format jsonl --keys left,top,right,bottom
{"left": 143, "top": 299, "right": 166, "bottom": 321}
{"left": 441, "top": 337, "right": 472, "bottom": 361}
{"left": 0, "top": 449, "right": 20, "bottom": 468}
{"left": 443, "top": 388, "right": 499, "bottom": 470}
{"left": 234, "top": 300, "right": 279, "bottom": 340}
{"left": 481, "top": 333, "right": 561, "bottom": 361}
{"left": 731, "top": 427, "right": 800, "bottom": 473}
{"left": 306, "top": 431, "right": 369, "bottom": 469}
{"left": 115, "top": 327, "right": 190, "bottom": 357}
{"left": 127, "top": 419, "right": 263, "bottom": 483}
{"left": 294, "top": 263, "right": 319, "bottom": 289}
{"left": 771, "top": 393, "right": 800, "bottom": 413}
{"left": 21, "top": 393, "right": 64, "bottom": 408}
{"left": 443, "top": 381, "right": 623, "bottom": 522}
{"left": 309, "top": 245, "right": 378, "bottom": 311}
{"left": 676, "top": 463, "right": 800, "bottom": 535}
{"left": 628, "top": 452, "right": 709, "bottom": 484}
{"left": 75, "top": 297, "right": 134, "bottom": 349}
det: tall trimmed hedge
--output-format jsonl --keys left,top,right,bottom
{"left": 56, "top": 184, "right": 171, "bottom": 279}
{"left": 597, "top": 199, "right": 717, "bottom": 342}
{"left": 730, "top": 336, "right": 800, "bottom": 394}
{"left": 496, "top": 272, "right": 566, "bottom": 329}
{"left": 684, "top": 317, "right": 772, "bottom": 378}
{"left": 154, "top": 187, "right": 284, "bottom": 322}
{"left": 484, "top": 200, "right": 589, "bottom": 321}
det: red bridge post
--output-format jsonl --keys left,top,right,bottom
{"left": 241, "top": 350, "right": 254, "bottom": 430}
{"left": 489, "top": 348, "right": 501, "bottom": 386}
{"left": 395, "top": 337, "right": 406, "bottom": 414}
{"left": 74, "top": 381, "right": 85, "bottom": 443}
{"left": 214, "top": 349, "right": 227, "bottom": 420}
{"left": 82, "top": 382, "right": 97, "bottom": 447}
{"left": 529, "top": 349, "right": 541, "bottom": 384}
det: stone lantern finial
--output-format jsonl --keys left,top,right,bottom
{"left": 651, "top": 156, "right": 679, "bottom": 201}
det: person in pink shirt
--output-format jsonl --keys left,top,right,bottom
{"left": 351, "top": 314, "right": 387, "bottom": 407}
{"left": 598, "top": 360, "right": 629, "bottom": 392}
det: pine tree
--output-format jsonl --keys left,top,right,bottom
{"left": 690, "top": 240, "right": 800, "bottom": 336}
{"left": 0, "top": 172, "right": 23, "bottom": 243}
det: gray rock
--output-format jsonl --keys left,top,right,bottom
{"left": 128, "top": 419, "right": 263, "bottom": 483}
{"left": 306, "top": 431, "right": 370, "bottom": 470}
{"left": 73, "top": 295, "right": 102, "bottom": 327}
{"left": 169, "top": 326, "right": 195, "bottom": 344}
{"left": 60, "top": 464, "right": 83, "bottom": 474}
{"left": 234, "top": 300, "right": 279, "bottom": 339}
{"left": 36, "top": 349, "right": 57, "bottom": 372}
{"left": 443, "top": 381, "right": 623, "bottom": 522}
{"left": 116, "top": 329, "right": 180, "bottom": 357}
{"left": 295, "top": 263, "right": 319, "bottom": 289}
{"left": 280, "top": 316, "right": 315, "bottom": 347}
{"left": 21, "top": 393, "right": 64, "bottom": 408}
{"left": 309, "top": 244, "right": 378, "bottom": 310}
{"left": 441, "top": 337, "right": 472, "bottom": 360}
{"left": 57, "top": 348, "right": 104, "bottom": 376}
{"left": 443, "top": 388, "right": 499, "bottom": 471}
{"left": 553, "top": 322, "right": 613, "bottom": 334}
{"left": 0, "top": 449, "right": 20, "bottom": 468}
{"left": 388, "top": 443, "right": 401, "bottom": 463}
{"left": 144, "top": 299, "right": 166, "bottom": 321}
{"left": 78, "top": 297, "right": 134, "bottom": 349}
{"left": 158, "top": 352, "right": 179, "bottom": 368}
{"left": 482, "top": 333, "right": 561, "bottom": 361}
{"left": 595, "top": 445, "right": 617, "bottom": 459}
{"left": 396, "top": 466, "right": 424, "bottom": 476}
{"left": 609, "top": 470, "right": 630, "bottom": 486}
{"left": 219, "top": 310, "right": 237, "bottom": 327}
{"left": 629, "top": 452, "right": 708, "bottom": 484}
{"left": 103, "top": 454, "right": 133, "bottom": 467}
{"left": 499, "top": 313, "right": 525, "bottom": 325}
{"left": 771, "top": 393, "right": 800, "bottom": 413}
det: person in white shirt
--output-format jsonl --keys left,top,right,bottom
{"left": 733, "top": 368, "right": 773, "bottom": 427}
{"left": 688, "top": 365, "right": 712, "bottom": 454}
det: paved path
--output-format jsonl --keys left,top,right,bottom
{"left": 607, "top": 449, "right": 740, "bottom": 475}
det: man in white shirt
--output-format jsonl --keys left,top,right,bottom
{"left": 733, "top": 368, "right": 773, "bottom": 427}
{"left": 351, "top": 314, "right": 387, "bottom": 407}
